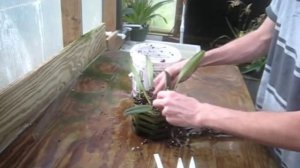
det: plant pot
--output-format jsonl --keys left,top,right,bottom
{"left": 243, "top": 74, "right": 261, "bottom": 103}
{"left": 129, "top": 25, "right": 149, "bottom": 41}
{"left": 129, "top": 42, "right": 182, "bottom": 94}
{"left": 131, "top": 108, "right": 172, "bottom": 140}
{"left": 128, "top": 91, "right": 172, "bottom": 140}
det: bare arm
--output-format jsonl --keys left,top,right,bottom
{"left": 153, "top": 17, "right": 300, "bottom": 150}
{"left": 203, "top": 105, "right": 300, "bottom": 151}
{"left": 200, "top": 17, "right": 274, "bottom": 66}
{"left": 153, "top": 91, "right": 300, "bottom": 151}
{"left": 154, "top": 17, "right": 275, "bottom": 94}
{"left": 167, "top": 17, "right": 274, "bottom": 71}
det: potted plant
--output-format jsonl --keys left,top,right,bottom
{"left": 210, "top": 0, "right": 267, "bottom": 102}
{"left": 122, "top": 0, "right": 173, "bottom": 41}
{"left": 125, "top": 50, "right": 205, "bottom": 140}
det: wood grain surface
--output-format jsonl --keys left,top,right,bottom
{"left": 0, "top": 51, "right": 279, "bottom": 168}
{"left": 106, "top": 31, "right": 125, "bottom": 51}
{"left": 176, "top": 65, "right": 255, "bottom": 111}
{"left": 0, "top": 25, "right": 107, "bottom": 153}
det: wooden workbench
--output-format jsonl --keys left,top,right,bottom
{"left": 0, "top": 51, "right": 279, "bottom": 168}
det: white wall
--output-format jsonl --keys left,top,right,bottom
{"left": 0, "top": 0, "right": 63, "bottom": 90}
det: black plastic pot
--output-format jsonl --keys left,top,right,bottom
{"left": 129, "top": 25, "right": 149, "bottom": 41}
{"left": 243, "top": 73, "right": 261, "bottom": 103}
{"left": 131, "top": 109, "right": 171, "bottom": 140}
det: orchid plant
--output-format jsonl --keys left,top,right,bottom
{"left": 125, "top": 50, "right": 205, "bottom": 116}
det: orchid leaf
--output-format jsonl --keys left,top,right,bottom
{"left": 124, "top": 105, "right": 153, "bottom": 116}
{"left": 174, "top": 50, "right": 205, "bottom": 88}
{"left": 130, "top": 62, "right": 151, "bottom": 104}
{"left": 130, "top": 63, "right": 144, "bottom": 91}
{"left": 146, "top": 56, "right": 154, "bottom": 88}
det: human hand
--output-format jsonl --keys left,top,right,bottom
{"left": 153, "top": 70, "right": 177, "bottom": 95}
{"left": 153, "top": 60, "right": 187, "bottom": 95}
{"left": 153, "top": 90, "right": 206, "bottom": 128}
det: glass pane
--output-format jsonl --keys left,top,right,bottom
{"left": 149, "top": 0, "right": 177, "bottom": 33}
{"left": 82, "top": 0, "right": 102, "bottom": 34}
{"left": 0, "top": 0, "right": 63, "bottom": 89}
{"left": 41, "top": 0, "right": 63, "bottom": 60}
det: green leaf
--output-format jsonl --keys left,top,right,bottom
{"left": 164, "top": 70, "right": 172, "bottom": 90}
{"left": 130, "top": 63, "right": 143, "bottom": 91}
{"left": 175, "top": 50, "right": 205, "bottom": 88}
{"left": 225, "top": 17, "right": 239, "bottom": 38}
{"left": 122, "top": 0, "right": 173, "bottom": 25}
{"left": 210, "top": 35, "right": 231, "bottom": 47}
{"left": 240, "top": 57, "right": 266, "bottom": 74}
{"left": 146, "top": 56, "right": 154, "bottom": 88}
{"left": 130, "top": 61, "right": 151, "bottom": 104}
{"left": 124, "top": 105, "right": 153, "bottom": 116}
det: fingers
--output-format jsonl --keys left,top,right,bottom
{"left": 152, "top": 91, "right": 168, "bottom": 107}
{"left": 153, "top": 90, "right": 174, "bottom": 112}
{"left": 153, "top": 69, "right": 177, "bottom": 94}
{"left": 153, "top": 73, "right": 166, "bottom": 95}
{"left": 156, "top": 90, "right": 168, "bottom": 98}
{"left": 153, "top": 90, "right": 178, "bottom": 109}
{"left": 153, "top": 93, "right": 171, "bottom": 117}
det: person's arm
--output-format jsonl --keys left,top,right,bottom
{"left": 153, "top": 91, "right": 300, "bottom": 151}
{"left": 205, "top": 106, "right": 300, "bottom": 151}
{"left": 167, "top": 17, "right": 274, "bottom": 72}
{"left": 154, "top": 17, "right": 275, "bottom": 94}
{"left": 200, "top": 17, "right": 274, "bottom": 66}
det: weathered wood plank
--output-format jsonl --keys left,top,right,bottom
{"left": 0, "top": 24, "right": 107, "bottom": 153}
{"left": 177, "top": 66, "right": 255, "bottom": 111}
{"left": 61, "top": 0, "right": 83, "bottom": 46}
{"left": 106, "top": 31, "right": 124, "bottom": 51}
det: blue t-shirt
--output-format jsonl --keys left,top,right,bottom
{"left": 256, "top": 0, "right": 300, "bottom": 167}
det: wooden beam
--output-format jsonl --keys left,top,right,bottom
{"left": 103, "top": 0, "right": 117, "bottom": 31}
{"left": 0, "top": 24, "right": 107, "bottom": 153}
{"left": 173, "top": 0, "right": 184, "bottom": 37}
{"left": 106, "top": 31, "right": 124, "bottom": 51}
{"left": 61, "top": 0, "right": 83, "bottom": 46}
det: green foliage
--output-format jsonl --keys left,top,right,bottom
{"left": 122, "top": 0, "right": 173, "bottom": 25}
{"left": 239, "top": 57, "right": 266, "bottom": 76}
{"left": 146, "top": 56, "right": 154, "bottom": 86}
{"left": 212, "top": 1, "right": 266, "bottom": 43}
{"left": 124, "top": 104, "right": 153, "bottom": 116}
{"left": 212, "top": 0, "right": 267, "bottom": 77}
{"left": 163, "top": 50, "right": 205, "bottom": 90}
{"left": 130, "top": 62, "right": 152, "bottom": 104}
{"left": 174, "top": 51, "right": 205, "bottom": 88}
